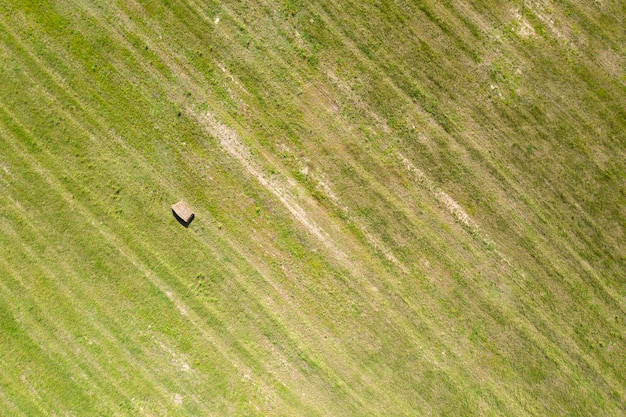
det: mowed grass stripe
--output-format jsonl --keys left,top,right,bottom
{"left": 96, "top": 1, "right": 624, "bottom": 412}
{"left": 0, "top": 116, "right": 274, "bottom": 413}
{"left": 275, "top": 4, "right": 625, "bottom": 404}
{"left": 1, "top": 1, "right": 623, "bottom": 415}
{"left": 168, "top": 197, "right": 411, "bottom": 414}
{"left": 0, "top": 138, "right": 212, "bottom": 412}
{"left": 0, "top": 24, "right": 490, "bottom": 412}
{"left": 0, "top": 201, "right": 247, "bottom": 415}
{"left": 313, "top": 24, "right": 625, "bottom": 417}
{"left": 81, "top": 1, "right": 620, "bottom": 412}
{"left": 373, "top": 0, "right": 626, "bottom": 291}
{"left": 340, "top": 140, "right": 613, "bottom": 396}
{"left": 0, "top": 13, "right": 346, "bottom": 412}
{"left": 0, "top": 276, "right": 69, "bottom": 417}
{"left": 91, "top": 0, "right": 383, "bottom": 279}
{"left": 0, "top": 98, "right": 322, "bottom": 412}
{"left": 0, "top": 254, "right": 131, "bottom": 414}
{"left": 182, "top": 124, "right": 536, "bottom": 412}
{"left": 0, "top": 20, "right": 316, "bottom": 412}
{"left": 171, "top": 0, "right": 472, "bottom": 274}
{"left": 0, "top": 11, "right": 187, "bottom": 166}
{"left": 187, "top": 139, "right": 539, "bottom": 413}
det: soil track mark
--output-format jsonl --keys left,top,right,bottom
{"left": 197, "top": 111, "right": 352, "bottom": 268}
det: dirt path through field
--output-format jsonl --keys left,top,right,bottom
{"left": 198, "top": 111, "right": 352, "bottom": 266}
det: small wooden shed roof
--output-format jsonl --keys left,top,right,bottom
{"left": 171, "top": 200, "right": 194, "bottom": 223}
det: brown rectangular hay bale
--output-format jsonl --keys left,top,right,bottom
{"left": 171, "top": 200, "right": 194, "bottom": 223}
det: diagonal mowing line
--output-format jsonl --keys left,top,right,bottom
{"left": 313, "top": 0, "right": 626, "bottom": 317}
{"left": 79, "top": 0, "right": 379, "bottom": 275}
{"left": 397, "top": 152, "right": 503, "bottom": 256}
{"left": 0, "top": 15, "right": 181, "bottom": 194}
{"left": 0, "top": 101, "right": 354, "bottom": 414}
{"left": 0, "top": 256, "right": 128, "bottom": 412}
{"left": 0, "top": 188, "right": 201, "bottom": 409}
{"left": 182, "top": 0, "right": 454, "bottom": 277}
{"left": 319, "top": 98, "right": 626, "bottom": 400}
{"left": 75, "top": 0, "right": 620, "bottom": 412}
{"left": 222, "top": 17, "right": 623, "bottom": 414}
{"left": 196, "top": 112, "right": 351, "bottom": 264}
{"left": 80, "top": 1, "right": 371, "bottom": 277}
{"left": 160, "top": 0, "right": 415, "bottom": 276}
{"left": 0, "top": 26, "right": 330, "bottom": 410}
{"left": 202, "top": 114, "right": 409, "bottom": 275}
{"left": 164, "top": 198, "right": 384, "bottom": 411}
{"left": 0, "top": 107, "right": 315, "bottom": 413}
{"left": 43, "top": 0, "right": 400, "bottom": 287}
{"left": 0, "top": 307, "right": 38, "bottom": 416}
{"left": 81, "top": 5, "right": 566, "bottom": 411}
{"left": 0, "top": 8, "right": 414, "bottom": 404}
{"left": 1, "top": 192, "right": 264, "bottom": 406}
{"left": 0, "top": 28, "right": 334, "bottom": 410}
{"left": 6, "top": 2, "right": 620, "bottom": 412}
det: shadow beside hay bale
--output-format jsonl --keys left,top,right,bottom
{"left": 172, "top": 209, "right": 194, "bottom": 227}
{"left": 171, "top": 200, "right": 195, "bottom": 228}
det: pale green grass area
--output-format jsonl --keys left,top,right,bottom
{"left": 0, "top": 0, "right": 624, "bottom": 415}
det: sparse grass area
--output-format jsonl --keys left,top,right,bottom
{"left": 0, "top": 0, "right": 624, "bottom": 415}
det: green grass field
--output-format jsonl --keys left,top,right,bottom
{"left": 0, "top": 0, "right": 624, "bottom": 415}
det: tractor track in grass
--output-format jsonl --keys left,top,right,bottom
{"left": 92, "top": 0, "right": 384, "bottom": 276}
{"left": 0, "top": 31, "right": 368, "bottom": 409}
{"left": 0, "top": 111, "right": 286, "bottom": 413}
{"left": 2, "top": 1, "right": 624, "bottom": 414}
{"left": 0, "top": 21, "right": 349, "bottom": 410}
{"left": 139, "top": 0, "right": 416, "bottom": 277}
{"left": 0, "top": 25, "right": 453, "bottom": 413}
{"left": 1, "top": 5, "right": 556, "bottom": 412}
{"left": 0, "top": 129, "right": 202, "bottom": 410}
{"left": 197, "top": 111, "right": 352, "bottom": 267}
{"left": 0, "top": 255, "right": 131, "bottom": 411}
{"left": 178, "top": 0, "right": 416, "bottom": 277}
{"left": 0, "top": 181, "right": 211, "bottom": 411}
{"left": 305, "top": 3, "right": 625, "bottom": 398}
